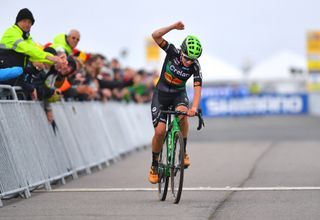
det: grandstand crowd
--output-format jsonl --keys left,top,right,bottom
{"left": 0, "top": 8, "right": 157, "bottom": 105}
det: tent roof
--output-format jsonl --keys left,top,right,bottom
{"left": 187, "top": 54, "right": 243, "bottom": 86}
{"left": 247, "top": 50, "right": 307, "bottom": 81}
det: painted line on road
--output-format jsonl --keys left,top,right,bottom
{"left": 36, "top": 186, "right": 320, "bottom": 193}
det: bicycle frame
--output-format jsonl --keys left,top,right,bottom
{"left": 164, "top": 114, "right": 181, "bottom": 177}
{"left": 158, "top": 108, "right": 204, "bottom": 203}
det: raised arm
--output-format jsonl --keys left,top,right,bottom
{"left": 151, "top": 21, "right": 185, "bottom": 46}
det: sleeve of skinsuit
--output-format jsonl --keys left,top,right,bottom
{"left": 192, "top": 60, "right": 202, "bottom": 87}
{"left": 159, "top": 40, "right": 179, "bottom": 57}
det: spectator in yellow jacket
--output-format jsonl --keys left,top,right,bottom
{"left": 0, "top": 8, "right": 65, "bottom": 68}
{"left": 52, "top": 29, "right": 81, "bottom": 55}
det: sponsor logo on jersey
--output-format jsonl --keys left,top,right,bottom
{"left": 169, "top": 64, "right": 190, "bottom": 78}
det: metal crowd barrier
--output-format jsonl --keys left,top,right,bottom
{"left": 0, "top": 86, "right": 153, "bottom": 207}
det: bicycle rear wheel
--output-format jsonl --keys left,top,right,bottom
{"left": 170, "top": 131, "right": 185, "bottom": 204}
{"left": 158, "top": 136, "right": 169, "bottom": 201}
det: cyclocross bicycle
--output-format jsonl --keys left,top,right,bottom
{"left": 158, "top": 107, "right": 204, "bottom": 204}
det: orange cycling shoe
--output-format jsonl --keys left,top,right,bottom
{"left": 184, "top": 153, "right": 190, "bottom": 168}
{"left": 148, "top": 166, "right": 159, "bottom": 184}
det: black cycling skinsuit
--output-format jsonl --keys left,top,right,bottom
{"left": 151, "top": 40, "right": 202, "bottom": 127}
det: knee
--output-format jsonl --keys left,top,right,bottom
{"left": 180, "top": 116, "right": 188, "bottom": 126}
{"left": 154, "top": 126, "right": 166, "bottom": 139}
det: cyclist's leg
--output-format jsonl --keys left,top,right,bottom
{"left": 149, "top": 122, "right": 166, "bottom": 184}
{"left": 175, "top": 105, "right": 189, "bottom": 138}
{"left": 150, "top": 90, "right": 168, "bottom": 183}
{"left": 151, "top": 90, "right": 168, "bottom": 155}
{"left": 174, "top": 92, "right": 190, "bottom": 166}
{"left": 152, "top": 122, "right": 166, "bottom": 154}
{"left": 174, "top": 91, "right": 189, "bottom": 140}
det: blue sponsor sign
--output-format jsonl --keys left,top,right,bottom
{"left": 187, "top": 85, "right": 249, "bottom": 99}
{"left": 201, "top": 93, "right": 308, "bottom": 117}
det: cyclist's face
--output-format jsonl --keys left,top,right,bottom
{"left": 181, "top": 53, "right": 194, "bottom": 67}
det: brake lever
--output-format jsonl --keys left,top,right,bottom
{"left": 196, "top": 109, "right": 205, "bottom": 130}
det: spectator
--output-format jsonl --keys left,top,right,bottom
{"left": 0, "top": 8, "right": 66, "bottom": 94}
{"left": 1, "top": 9, "right": 155, "bottom": 104}
{"left": 123, "top": 72, "right": 151, "bottom": 103}
{"left": 43, "top": 54, "right": 77, "bottom": 130}
{"left": 51, "top": 29, "right": 80, "bottom": 55}
{"left": 110, "top": 58, "right": 121, "bottom": 71}
{"left": 18, "top": 47, "right": 76, "bottom": 101}
{"left": 45, "top": 55, "right": 77, "bottom": 99}
{"left": 62, "top": 57, "right": 93, "bottom": 101}
{"left": 0, "top": 8, "right": 65, "bottom": 68}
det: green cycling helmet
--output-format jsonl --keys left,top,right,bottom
{"left": 181, "top": 35, "right": 202, "bottom": 59}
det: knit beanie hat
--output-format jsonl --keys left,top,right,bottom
{"left": 16, "top": 8, "right": 35, "bottom": 25}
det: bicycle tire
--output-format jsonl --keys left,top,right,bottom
{"left": 170, "top": 131, "right": 185, "bottom": 204}
{"left": 158, "top": 135, "right": 169, "bottom": 201}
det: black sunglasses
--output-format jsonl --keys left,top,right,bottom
{"left": 182, "top": 53, "right": 195, "bottom": 62}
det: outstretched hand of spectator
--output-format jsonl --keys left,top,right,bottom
{"left": 46, "top": 55, "right": 67, "bottom": 66}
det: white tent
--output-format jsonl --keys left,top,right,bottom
{"left": 247, "top": 50, "right": 307, "bottom": 82}
{"left": 187, "top": 53, "right": 243, "bottom": 87}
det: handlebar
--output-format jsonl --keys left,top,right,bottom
{"left": 161, "top": 109, "right": 205, "bottom": 131}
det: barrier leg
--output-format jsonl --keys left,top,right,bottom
{"left": 72, "top": 171, "right": 78, "bottom": 180}
{"left": 24, "top": 188, "right": 31, "bottom": 198}
{"left": 85, "top": 167, "right": 91, "bottom": 175}
{"left": 61, "top": 177, "right": 66, "bottom": 185}
{"left": 45, "top": 181, "right": 52, "bottom": 191}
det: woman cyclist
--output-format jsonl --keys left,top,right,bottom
{"left": 149, "top": 21, "right": 203, "bottom": 184}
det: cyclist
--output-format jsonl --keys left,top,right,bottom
{"left": 149, "top": 21, "right": 203, "bottom": 184}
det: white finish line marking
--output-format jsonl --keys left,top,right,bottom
{"left": 36, "top": 186, "right": 320, "bottom": 193}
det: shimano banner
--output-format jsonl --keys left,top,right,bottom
{"left": 201, "top": 93, "right": 308, "bottom": 117}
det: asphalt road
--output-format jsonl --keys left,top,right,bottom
{"left": 1, "top": 115, "right": 320, "bottom": 220}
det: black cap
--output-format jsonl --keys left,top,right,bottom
{"left": 16, "top": 8, "right": 35, "bottom": 25}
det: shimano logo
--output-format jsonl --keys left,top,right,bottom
{"left": 152, "top": 107, "right": 157, "bottom": 112}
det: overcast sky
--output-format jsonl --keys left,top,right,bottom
{"left": 1, "top": 0, "right": 320, "bottom": 70}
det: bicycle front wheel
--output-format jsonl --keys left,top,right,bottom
{"left": 170, "top": 131, "right": 185, "bottom": 204}
{"left": 158, "top": 136, "right": 169, "bottom": 201}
